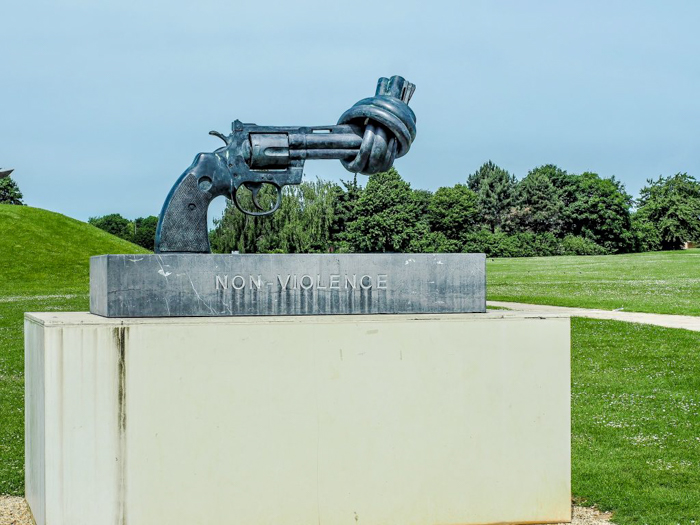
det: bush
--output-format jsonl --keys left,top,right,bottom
{"left": 88, "top": 213, "right": 132, "bottom": 241}
{"left": 461, "top": 230, "right": 559, "bottom": 257}
{"left": 460, "top": 231, "right": 607, "bottom": 257}
{"left": 559, "top": 235, "right": 608, "bottom": 256}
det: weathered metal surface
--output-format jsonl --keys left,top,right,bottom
{"left": 90, "top": 253, "right": 485, "bottom": 318}
{"left": 155, "top": 75, "right": 417, "bottom": 253}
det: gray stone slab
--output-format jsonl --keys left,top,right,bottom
{"left": 90, "top": 253, "right": 486, "bottom": 318}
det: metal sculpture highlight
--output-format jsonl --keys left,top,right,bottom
{"left": 155, "top": 76, "right": 417, "bottom": 253}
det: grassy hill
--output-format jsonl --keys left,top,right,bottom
{"left": 0, "top": 205, "right": 149, "bottom": 295}
{"left": 488, "top": 249, "right": 700, "bottom": 316}
{"left": 0, "top": 205, "right": 148, "bottom": 494}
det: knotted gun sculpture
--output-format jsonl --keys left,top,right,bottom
{"left": 155, "top": 75, "right": 417, "bottom": 253}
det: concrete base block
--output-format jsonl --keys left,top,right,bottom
{"left": 25, "top": 311, "right": 571, "bottom": 525}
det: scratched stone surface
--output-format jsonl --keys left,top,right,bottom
{"left": 90, "top": 253, "right": 486, "bottom": 318}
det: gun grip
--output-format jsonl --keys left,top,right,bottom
{"left": 155, "top": 170, "right": 214, "bottom": 253}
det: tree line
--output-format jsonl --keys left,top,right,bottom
{"left": 209, "top": 163, "right": 700, "bottom": 256}
{"left": 87, "top": 214, "right": 159, "bottom": 251}
{"left": 6, "top": 162, "right": 698, "bottom": 257}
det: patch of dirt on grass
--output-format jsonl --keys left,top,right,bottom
{"left": 0, "top": 496, "right": 33, "bottom": 525}
{"left": 551, "top": 505, "right": 614, "bottom": 524}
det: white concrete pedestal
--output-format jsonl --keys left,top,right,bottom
{"left": 25, "top": 312, "right": 570, "bottom": 525}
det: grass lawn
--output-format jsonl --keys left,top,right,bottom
{"left": 488, "top": 249, "right": 700, "bottom": 316}
{"left": 572, "top": 318, "right": 700, "bottom": 524}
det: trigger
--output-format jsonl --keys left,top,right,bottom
{"left": 250, "top": 185, "right": 264, "bottom": 210}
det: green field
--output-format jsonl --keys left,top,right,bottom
{"left": 488, "top": 249, "right": 700, "bottom": 316}
{"left": 572, "top": 319, "right": 700, "bottom": 524}
{"left": 0, "top": 205, "right": 148, "bottom": 493}
{"left": 1, "top": 205, "right": 699, "bottom": 523}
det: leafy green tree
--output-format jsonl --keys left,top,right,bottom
{"left": 630, "top": 213, "right": 662, "bottom": 252}
{"left": 133, "top": 216, "right": 158, "bottom": 251}
{"left": 532, "top": 164, "right": 575, "bottom": 196}
{"left": 467, "top": 161, "right": 517, "bottom": 232}
{"left": 427, "top": 184, "right": 479, "bottom": 242}
{"left": 344, "top": 168, "right": 429, "bottom": 252}
{"left": 0, "top": 175, "right": 24, "bottom": 205}
{"left": 565, "top": 172, "right": 634, "bottom": 253}
{"left": 88, "top": 213, "right": 132, "bottom": 241}
{"left": 515, "top": 169, "right": 564, "bottom": 234}
{"left": 210, "top": 179, "right": 336, "bottom": 253}
{"left": 330, "top": 176, "right": 363, "bottom": 246}
{"left": 635, "top": 173, "right": 700, "bottom": 250}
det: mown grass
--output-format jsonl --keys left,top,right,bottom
{"left": 572, "top": 318, "right": 700, "bottom": 524}
{"left": 0, "top": 205, "right": 148, "bottom": 494}
{"left": 488, "top": 249, "right": 700, "bottom": 316}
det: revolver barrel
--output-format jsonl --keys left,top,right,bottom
{"left": 248, "top": 125, "right": 362, "bottom": 169}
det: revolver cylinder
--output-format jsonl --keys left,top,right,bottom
{"left": 249, "top": 134, "right": 289, "bottom": 168}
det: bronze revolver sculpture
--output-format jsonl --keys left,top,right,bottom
{"left": 155, "top": 76, "right": 417, "bottom": 253}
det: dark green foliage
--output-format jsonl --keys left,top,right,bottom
{"left": 88, "top": 213, "right": 133, "bottom": 241}
{"left": 522, "top": 165, "right": 634, "bottom": 252}
{"left": 0, "top": 176, "right": 24, "bottom": 205}
{"left": 564, "top": 172, "right": 634, "bottom": 253}
{"left": 427, "top": 184, "right": 479, "bottom": 241}
{"left": 133, "top": 216, "right": 158, "bottom": 251}
{"left": 461, "top": 231, "right": 556, "bottom": 257}
{"left": 515, "top": 168, "right": 564, "bottom": 234}
{"left": 559, "top": 234, "right": 608, "bottom": 256}
{"left": 210, "top": 179, "right": 336, "bottom": 254}
{"left": 203, "top": 163, "right": 686, "bottom": 257}
{"left": 87, "top": 213, "right": 158, "bottom": 249}
{"left": 329, "top": 176, "right": 362, "bottom": 241}
{"left": 634, "top": 173, "right": 700, "bottom": 250}
{"left": 461, "top": 230, "right": 606, "bottom": 257}
{"left": 467, "top": 161, "right": 517, "bottom": 232}
{"left": 533, "top": 164, "right": 578, "bottom": 206}
{"left": 343, "top": 169, "right": 430, "bottom": 252}
{"left": 630, "top": 213, "right": 662, "bottom": 253}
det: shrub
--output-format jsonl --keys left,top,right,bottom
{"left": 559, "top": 235, "right": 608, "bottom": 256}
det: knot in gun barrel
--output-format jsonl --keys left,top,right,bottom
{"left": 337, "top": 75, "right": 417, "bottom": 175}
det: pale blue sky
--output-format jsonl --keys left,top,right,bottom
{"left": 2, "top": 0, "right": 699, "bottom": 223}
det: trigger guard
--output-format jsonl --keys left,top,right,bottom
{"left": 233, "top": 184, "right": 283, "bottom": 217}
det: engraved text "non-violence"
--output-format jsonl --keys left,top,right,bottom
{"left": 215, "top": 274, "right": 388, "bottom": 291}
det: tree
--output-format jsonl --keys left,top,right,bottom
{"left": 0, "top": 174, "right": 24, "bottom": 205}
{"left": 515, "top": 169, "right": 563, "bottom": 234}
{"left": 330, "top": 176, "right": 363, "bottom": 246}
{"left": 635, "top": 173, "right": 700, "bottom": 250}
{"left": 467, "top": 161, "right": 516, "bottom": 232}
{"left": 344, "top": 169, "right": 429, "bottom": 252}
{"left": 532, "top": 164, "right": 575, "bottom": 196}
{"left": 88, "top": 213, "right": 132, "bottom": 241}
{"left": 133, "top": 216, "right": 158, "bottom": 251}
{"left": 427, "top": 184, "right": 479, "bottom": 241}
{"left": 210, "top": 179, "right": 336, "bottom": 253}
{"left": 565, "top": 172, "right": 634, "bottom": 253}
